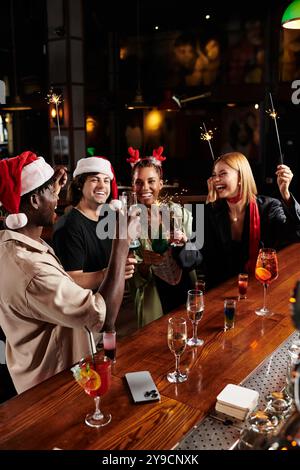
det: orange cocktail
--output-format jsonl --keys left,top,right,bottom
{"left": 255, "top": 248, "right": 278, "bottom": 316}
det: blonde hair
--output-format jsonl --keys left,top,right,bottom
{"left": 207, "top": 152, "right": 257, "bottom": 206}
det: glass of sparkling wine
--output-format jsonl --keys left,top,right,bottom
{"left": 167, "top": 317, "right": 187, "bottom": 383}
{"left": 121, "top": 191, "right": 141, "bottom": 250}
{"left": 186, "top": 289, "right": 205, "bottom": 347}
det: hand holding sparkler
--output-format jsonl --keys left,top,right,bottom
{"left": 275, "top": 164, "right": 293, "bottom": 203}
{"left": 53, "top": 165, "right": 68, "bottom": 195}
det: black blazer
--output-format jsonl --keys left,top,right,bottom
{"left": 201, "top": 195, "right": 300, "bottom": 289}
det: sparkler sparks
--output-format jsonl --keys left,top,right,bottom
{"left": 47, "top": 90, "right": 62, "bottom": 106}
{"left": 46, "top": 88, "right": 64, "bottom": 164}
{"left": 200, "top": 122, "right": 215, "bottom": 161}
{"left": 267, "top": 93, "right": 283, "bottom": 164}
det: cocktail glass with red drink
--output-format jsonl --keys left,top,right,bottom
{"left": 71, "top": 353, "right": 112, "bottom": 427}
{"left": 238, "top": 273, "right": 248, "bottom": 300}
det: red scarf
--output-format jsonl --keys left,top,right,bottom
{"left": 227, "top": 193, "right": 242, "bottom": 204}
{"left": 245, "top": 199, "right": 261, "bottom": 274}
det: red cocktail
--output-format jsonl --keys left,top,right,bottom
{"left": 72, "top": 353, "right": 112, "bottom": 427}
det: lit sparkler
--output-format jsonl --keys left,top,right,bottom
{"left": 267, "top": 92, "right": 283, "bottom": 164}
{"left": 47, "top": 89, "right": 64, "bottom": 164}
{"left": 200, "top": 122, "right": 215, "bottom": 161}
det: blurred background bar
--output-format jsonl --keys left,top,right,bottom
{"left": 0, "top": 0, "right": 299, "bottom": 202}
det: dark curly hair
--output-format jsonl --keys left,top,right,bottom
{"left": 19, "top": 175, "right": 57, "bottom": 209}
{"left": 131, "top": 158, "right": 163, "bottom": 181}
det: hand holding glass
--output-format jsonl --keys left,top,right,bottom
{"left": 167, "top": 317, "right": 188, "bottom": 383}
{"left": 255, "top": 248, "right": 278, "bottom": 316}
{"left": 121, "top": 191, "right": 141, "bottom": 249}
{"left": 71, "top": 352, "right": 112, "bottom": 427}
{"left": 169, "top": 211, "right": 185, "bottom": 247}
{"left": 186, "top": 289, "right": 204, "bottom": 346}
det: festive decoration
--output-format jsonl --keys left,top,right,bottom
{"left": 126, "top": 146, "right": 166, "bottom": 166}
{"left": 47, "top": 88, "right": 64, "bottom": 163}
{"left": 200, "top": 122, "right": 215, "bottom": 161}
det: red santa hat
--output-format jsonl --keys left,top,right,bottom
{"left": 0, "top": 151, "right": 54, "bottom": 230}
{"left": 73, "top": 156, "right": 118, "bottom": 199}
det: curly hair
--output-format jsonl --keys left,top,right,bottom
{"left": 131, "top": 157, "right": 163, "bottom": 181}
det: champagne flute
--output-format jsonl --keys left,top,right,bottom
{"left": 255, "top": 248, "right": 278, "bottom": 316}
{"left": 169, "top": 210, "right": 184, "bottom": 247}
{"left": 167, "top": 317, "right": 187, "bottom": 383}
{"left": 71, "top": 352, "right": 112, "bottom": 427}
{"left": 186, "top": 289, "right": 205, "bottom": 346}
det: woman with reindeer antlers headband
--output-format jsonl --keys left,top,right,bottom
{"left": 126, "top": 146, "right": 201, "bottom": 327}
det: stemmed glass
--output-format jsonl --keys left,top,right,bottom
{"left": 169, "top": 210, "right": 184, "bottom": 247}
{"left": 186, "top": 289, "right": 205, "bottom": 346}
{"left": 71, "top": 352, "right": 112, "bottom": 428}
{"left": 255, "top": 248, "right": 278, "bottom": 316}
{"left": 121, "top": 191, "right": 141, "bottom": 249}
{"left": 167, "top": 317, "right": 188, "bottom": 383}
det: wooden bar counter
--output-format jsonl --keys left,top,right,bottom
{"left": 0, "top": 243, "right": 299, "bottom": 450}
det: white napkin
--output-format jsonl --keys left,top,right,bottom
{"left": 215, "top": 384, "right": 259, "bottom": 420}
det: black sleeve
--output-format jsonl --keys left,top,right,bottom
{"left": 172, "top": 243, "right": 203, "bottom": 269}
{"left": 282, "top": 193, "right": 300, "bottom": 229}
{"left": 53, "top": 219, "right": 86, "bottom": 271}
{"left": 262, "top": 194, "right": 300, "bottom": 248}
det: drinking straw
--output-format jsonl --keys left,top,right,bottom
{"left": 84, "top": 326, "right": 96, "bottom": 367}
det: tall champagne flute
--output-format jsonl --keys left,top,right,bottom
{"left": 186, "top": 289, "right": 204, "bottom": 346}
{"left": 167, "top": 317, "right": 187, "bottom": 383}
{"left": 255, "top": 248, "right": 278, "bottom": 316}
{"left": 121, "top": 191, "right": 140, "bottom": 249}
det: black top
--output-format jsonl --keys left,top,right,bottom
{"left": 201, "top": 194, "right": 300, "bottom": 289}
{"left": 53, "top": 208, "right": 112, "bottom": 272}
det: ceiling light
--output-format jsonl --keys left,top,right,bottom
{"left": 126, "top": 0, "right": 151, "bottom": 110}
{"left": 282, "top": 0, "right": 300, "bottom": 29}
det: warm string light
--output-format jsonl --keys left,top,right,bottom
{"left": 46, "top": 89, "right": 64, "bottom": 163}
{"left": 200, "top": 122, "right": 216, "bottom": 161}
{"left": 266, "top": 93, "right": 283, "bottom": 165}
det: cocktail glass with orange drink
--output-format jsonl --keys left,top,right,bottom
{"left": 71, "top": 353, "right": 112, "bottom": 427}
{"left": 255, "top": 248, "right": 278, "bottom": 316}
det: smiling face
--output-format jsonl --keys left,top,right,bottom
{"left": 212, "top": 161, "right": 240, "bottom": 199}
{"left": 132, "top": 166, "right": 163, "bottom": 207}
{"left": 81, "top": 173, "right": 111, "bottom": 208}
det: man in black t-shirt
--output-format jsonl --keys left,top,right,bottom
{"left": 53, "top": 156, "right": 136, "bottom": 291}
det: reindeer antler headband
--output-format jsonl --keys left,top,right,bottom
{"left": 126, "top": 146, "right": 166, "bottom": 167}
